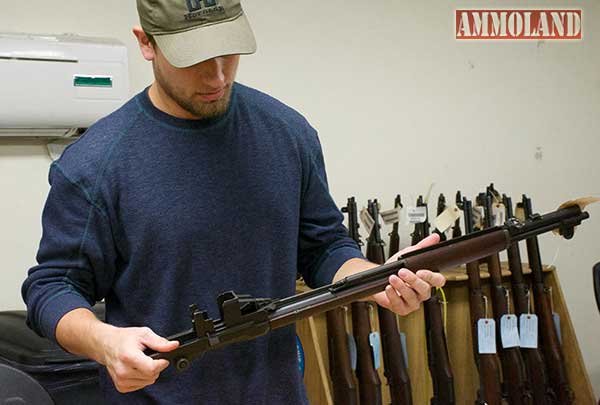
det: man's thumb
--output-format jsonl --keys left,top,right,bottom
{"left": 140, "top": 329, "right": 179, "bottom": 353}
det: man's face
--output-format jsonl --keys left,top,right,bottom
{"left": 152, "top": 45, "right": 240, "bottom": 120}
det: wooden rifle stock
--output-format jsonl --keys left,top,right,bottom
{"left": 352, "top": 301, "right": 382, "bottom": 405}
{"left": 478, "top": 193, "right": 532, "bottom": 405}
{"left": 327, "top": 308, "right": 359, "bottom": 405}
{"left": 367, "top": 199, "right": 413, "bottom": 405}
{"left": 522, "top": 195, "right": 575, "bottom": 405}
{"left": 463, "top": 198, "right": 503, "bottom": 405}
{"left": 487, "top": 253, "right": 532, "bottom": 405}
{"left": 503, "top": 195, "right": 555, "bottom": 404}
{"left": 412, "top": 197, "right": 455, "bottom": 405}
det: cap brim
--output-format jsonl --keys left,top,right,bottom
{"left": 154, "top": 12, "right": 256, "bottom": 68}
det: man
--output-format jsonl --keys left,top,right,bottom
{"left": 22, "top": 0, "right": 444, "bottom": 403}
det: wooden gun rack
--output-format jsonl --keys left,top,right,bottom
{"left": 295, "top": 264, "right": 595, "bottom": 404}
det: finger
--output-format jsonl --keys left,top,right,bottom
{"left": 110, "top": 365, "right": 157, "bottom": 384}
{"left": 415, "top": 269, "right": 447, "bottom": 288}
{"left": 385, "top": 251, "right": 402, "bottom": 264}
{"left": 389, "top": 275, "right": 418, "bottom": 308}
{"left": 396, "top": 269, "right": 432, "bottom": 301}
{"left": 399, "top": 233, "right": 440, "bottom": 255}
{"left": 140, "top": 328, "right": 180, "bottom": 353}
{"left": 372, "top": 290, "right": 391, "bottom": 308}
{"left": 114, "top": 381, "right": 151, "bottom": 394}
{"left": 384, "top": 285, "right": 410, "bottom": 315}
{"left": 124, "top": 350, "right": 157, "bottom": 377}
{"left": 153, "top": 359, "right": 170, "bottom": 373}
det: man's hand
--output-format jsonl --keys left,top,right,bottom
{"left": 99, "top": 326, "right": 179, "bottom": 393}
{"left": 56, "top": 308, "right": 179, "bottom": 394}
{"left": 372, "top": 233, "right": 446, "bottom": 315}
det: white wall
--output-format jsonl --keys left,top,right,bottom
{"left": 1, "top": 0, "right": 598, "bottom": 396}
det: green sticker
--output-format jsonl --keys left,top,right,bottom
{"left": 74, "top": 75, "right": 113, "bottom": 88}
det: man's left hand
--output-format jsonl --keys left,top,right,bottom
{"left": 371, "top": 233, "right": 446, "bottom": 316}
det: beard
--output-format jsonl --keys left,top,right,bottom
{"left": 153, "top": 63, "right": 233, "bottom": 120}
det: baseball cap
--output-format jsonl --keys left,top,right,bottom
{"left": 137, "top": 0, "right": 257, "bottom": 68}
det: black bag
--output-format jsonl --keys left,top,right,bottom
{"left": 0, "top": 305, "right": 105, "bottom": 404}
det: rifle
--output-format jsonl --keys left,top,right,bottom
{"left": 342, "top": 197, "right": 363, "bottom": 250}
{"left": 388, "top": 195, "right": 402, "bottom": 258}
{"left": 326, "top": 197, "right": 362, "bottom": 405}
{"left": 477, "top": 193, "right": 532, "bottom": 405}
{"left": 327, "top": 308, "right": 359, "bottom": 405}
{"left": 352, "top": 301, "right": 382, "bottom": 405}
{"left": 521, "top": 195, "right": 575, "bottom": 404}
{"left": 451, "top": 192, "right": 462, "bottom": 239}
{"left": 411, "top": 196, "right": 430, "bottom": 246}
{"left": 435, "top": 194, "right": 448, "bottom": 242}
{"left": 367, "top": 200, "right": 412, "bottom": 405}
{"left": 147, "top": 204, "right": 590, "bottom": 375}
{"left": 412, "top": 197, "right": 455, "bottom": 405}
{"left": 352, "top": 199, "right": 383, "bottom": 405}
{"left": 503, "top": 195, "right": 555, "bottom": 404}
{"left": 463, "top": 198, "right": 503, "bottom": 405}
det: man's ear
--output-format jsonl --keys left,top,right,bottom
{"left": 132, "top": 26, "right": 156, "bottom": 62}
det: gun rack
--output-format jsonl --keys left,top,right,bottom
{"left": 295, "top": 264, "right": 595, "bottom": 404}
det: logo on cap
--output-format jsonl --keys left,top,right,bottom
{"left": 186, "top": 0, "right": 217, "bottom": 12}
{"left": 185, "top": 0, "right": 224, "bottom": 20}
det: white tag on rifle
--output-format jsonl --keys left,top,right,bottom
{"left": 359, "top": 208, "right": 375, "bottom": 235}
{"left": 492, "top": 203, "right": 506, "bottom": 226}
{"left": 380, "top": 207, "right": 401, "bottom": 225}
{"left": 400, "top": 332, "right": 409, "bottom": 370}
{"left": 369, "top": 332, "right": 382, "bottom": 369}
{"left": 406, "top": 206, "right": 427, "bottom": 224}
{"left": 347, "top": 333, "right": 357, "bottom": 371}
{"left": 501, "top": 314, "right": 520, "bottom": 348}
{"left": 520, "top": 314, "right": 538, "bottom": 348}
{"left": 478, "top": 318, "right": 496, "bottom": 354}
{"left": 472, "top": 206, "right": 484, "bottom": 229}
{"left": 553, "top": 312, "right": 562, "bottom": 345}
{"left": 433, "top": 205, "right": 461, "bottom": 233}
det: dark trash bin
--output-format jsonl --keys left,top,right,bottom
{"left": 0, "top": 305, "right": 105, "bottom": 405}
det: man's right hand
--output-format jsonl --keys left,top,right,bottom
{"left": 99, "top": 325, "right": 179, "bottom": 393}
{"left": 56, "top": 308, "right": 179, "bottom": 394}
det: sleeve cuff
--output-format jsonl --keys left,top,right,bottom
{"left": 309, "top": 244, "right": 365, "bottom": 288}
{"left": 38, "top": 290, "right": 93, "bottom": 343}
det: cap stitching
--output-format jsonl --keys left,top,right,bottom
{"left": 148, "top": 10, "right": 243, "bottom": 36}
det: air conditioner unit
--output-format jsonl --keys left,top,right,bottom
{"left": 0, "top": 33, "right": 129, "bottom": 137}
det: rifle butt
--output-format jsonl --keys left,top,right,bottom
{"left": 351, "top": 302, "right": 382, "bottom": 405}
{"left": 326, "top": 308, "right": 359, "bottom": 405}
{"left": 378, "top": 307, "right": 413, "bottom": 405}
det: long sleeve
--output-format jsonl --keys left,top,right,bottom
{"left": 22, "top": 162, "right": 118, "bottom": 341}
{"left": 297, "top": 128, "right": 364, "bottom": 288}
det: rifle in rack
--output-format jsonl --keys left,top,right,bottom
{"left": 452, "top": 191, "right": 462, "bottom": 239}
{"left": 342, "top": 197, "right": 363, "bottom": 249}
{"left": 352, "top": 200, "right": 383, "bottom": 405}
{"left": 388, "top": 195, "right": 402, "bottom": 258}
{"left": 463, "top": 198, "right": 502, "bottom": 405}
{"left": 477, "top": 192, "right": 532, "bottom": 405}
{"left": 521, "top": 195, "right": 575, "bottom": 404}
{"left": 503, "top": 195, "right": 554, "bottom": 404}
{"left": 326, "top": 197, "right": 361, "bottom": 405}
{"left": 411, "top": 196, "right": 430, "bottom": 246}
{"left": 147, "top": 203, "right": 590, "bottom": 377}
{"left": 412, "top": 197, "right": 455, "bottom": 405}
{"left": 436, "top": 194, "right": 448, "bottom": 242}
{"left": 367, "top": 200, "right": 412, "bottom": 405}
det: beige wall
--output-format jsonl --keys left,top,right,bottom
{"left": 1, "top": 0, "right": 598, "bottom": 397}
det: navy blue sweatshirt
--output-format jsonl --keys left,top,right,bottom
{"left": 22, "top": 83, "right": 363, "bottom": 404}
